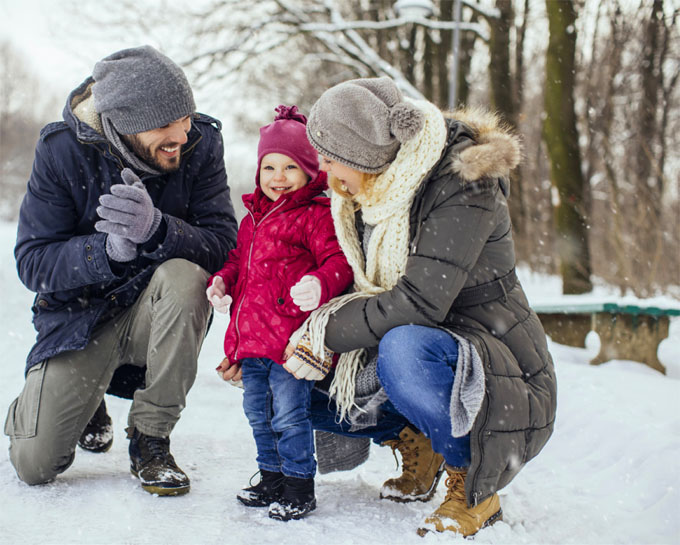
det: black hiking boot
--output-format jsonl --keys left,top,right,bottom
{"left": 128, "top": 428, "right": 190, "bottom": 496}
{"left": 237, "top": 469, "right": 285, "bottom": 507}
{"left": 78, "top": 399, "right": 114, "bottom": 453}
{"left": 268, "top": 476, "right": 316, "bottom": 521}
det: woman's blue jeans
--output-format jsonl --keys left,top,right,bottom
{"left": 241, "top": 357, "right": 316, "bottom": 479}
{"left": 310, "top": 325, "right": 471, "bottom": 467}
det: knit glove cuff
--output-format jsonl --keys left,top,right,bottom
{"left": 105, "top": 234, "right": 137, "bottom": 262}
{"left": 285, "top": 331, "right": 334, "bottom": 381}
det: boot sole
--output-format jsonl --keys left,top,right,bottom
{"left": 237, "top": 495, "right": 277, "bottom": 508}
{"left": 416, "top": 507, "right": 503, "bottom": 537}
{"left": 268, "top": 499, "right": 317, "bottom": 521}
{"left": 381, "top": 460, "right": 446, "bottom": 503}
{"left": 77, "top": 438, "right": 113, "bottom": 453}
{"left": 130, "top": 468, "right": 190, "bottom": 496}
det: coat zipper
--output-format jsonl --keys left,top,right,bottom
{"left": 469, "top": 334, "right": 491, "bottom": 506}
{"left": 232, "top": 199, "right": 285, "bottom": 360}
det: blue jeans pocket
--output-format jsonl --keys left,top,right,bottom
{"left": 4, "top": 360, "right": 46, "bottom": 439}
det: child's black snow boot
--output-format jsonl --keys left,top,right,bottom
{"left": 128, "top": 427, "right": 190, "bottom": 496}
{"left": 268, "top": 476, "right": 316, "bottom": 521}
{"left": 237, "top": 469, "right": 285, "bottom": 507}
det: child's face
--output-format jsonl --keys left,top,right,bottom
{"left": 259, "top": 153, "right": 309, "bottom": 201}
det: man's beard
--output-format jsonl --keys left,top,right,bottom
{"left": 123, "top": 134, "right": 182, "bottom": 173}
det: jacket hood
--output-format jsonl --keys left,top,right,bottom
{"left": 444, "top": 107, "right": 521, "bottom": 183}
{"left": 63, "top": 77, "right": 108, "bottom": 144}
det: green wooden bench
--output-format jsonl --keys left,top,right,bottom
{"left": 532, "top": 302, "right": 680, "bottom": 374}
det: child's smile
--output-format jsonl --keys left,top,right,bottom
{"left": 259, "top": 153, "right": 309, "bottom": 201}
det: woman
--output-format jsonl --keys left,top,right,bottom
{"left": 286, "top": 77, "right": 556, "bottom": 537}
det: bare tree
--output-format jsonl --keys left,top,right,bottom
{"left": 543, "top": 0, "right": 593, "bottom": 294}
{"left": 578, "top": 0, "right": 679, "bottom": 296}
{"left": 0, "top": 42, "right": 58, "bottom": 221}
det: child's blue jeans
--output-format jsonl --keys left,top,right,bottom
{"left": 241, "top": 357, "right": 316, "bottom": 479}
{"left": 310, "top": 325, "right": 471, "bottom": 467}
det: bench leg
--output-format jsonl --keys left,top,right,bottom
{"left": 538, "top": 313, "right": 591, "bottom": 348}
{"left": 591, "top": 313, "right": 668, "bottom": 374}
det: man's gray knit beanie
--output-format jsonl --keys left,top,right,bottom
{"left": 92, "top": 45, "right": 195, "bottom": 135}
{"left": 306, "top": 77, "right": 424, "bottom": 173}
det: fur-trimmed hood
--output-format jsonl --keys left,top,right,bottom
{"left": 444, "top": 107, "right": 521, "bottom": 184}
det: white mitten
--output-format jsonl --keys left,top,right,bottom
{"left": 290, "top": 275, "right": 322, "bottom": 312}
{"left": 206, "top": 276, "right": 232, "bottom": 314}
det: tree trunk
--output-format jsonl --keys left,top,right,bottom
{"left": 456, "top": 10, "right": 478, "bottom": 107}
{"left": 637, "top": 0, "right": 664, "bottom": 216}
{"left": 436, "top": 0, "right": 454, "bottom": 109}
{"left": 423, "top": 27, "right": 436, "bottom": 103}
{"left": 487, "top": 0, "right": 517, "bottom": 125}
{"left": 543, "top": 0, "right": 592, "bottom": 294}
{"left": 487, "top": 1, "right": 525, "bottom": 240}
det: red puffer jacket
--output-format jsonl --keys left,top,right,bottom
{"left": 209, "top": 172, "right": 353, "bottom": 364}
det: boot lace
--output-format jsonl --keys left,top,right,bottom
{"left": 247, "top": 470, "right": 261, "bottom": 487}
{"left": 389, "top": 438, "right": 418, "bottom": 474}
{"left": 145, "top": 435, "right": 170, "bottom": 460}
{"left": 443, "top": 471, "right": 467, "bottom": 503}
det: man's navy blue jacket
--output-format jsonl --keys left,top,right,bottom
{"left": 15, "top": 78, "right": 238, "bottom": 374}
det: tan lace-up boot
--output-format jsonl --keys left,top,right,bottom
{"left": 380, "top": 426, "right": 445, "bottom": 502}
{"left": 417, "top": 465, "right": 502, "bottom": 537}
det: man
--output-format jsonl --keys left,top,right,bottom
{"left": 4, "top": 45, "right": 238, "bottom": 496}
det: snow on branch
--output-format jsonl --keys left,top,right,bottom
{"left": 299, "top": 17, "right": 489, "bottom": 42}
{"left": 461, "top": 0, "right": 500, "bottom": 20}
{"left": 319, "top": 0, "right": 425, "bottom": 99}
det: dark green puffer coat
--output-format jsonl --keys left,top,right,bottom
{"left": 324, "top": 108, "right": 557, "bottom": 506}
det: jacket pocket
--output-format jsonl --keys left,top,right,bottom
{"left": 274, "top": 273, "right": 305, "bottom": 319}
{"left": 4, "top": 361, "right": 46, "bottom": 439}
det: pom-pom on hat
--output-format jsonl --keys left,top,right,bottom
{"left": 257, "top": 105, "right": 320, "bottom": 184}
{"left": 306, "top": 77, "right": 424, "bottom": 173}
{"left": 92, "top": 45, "right": 195, "bottom": 135}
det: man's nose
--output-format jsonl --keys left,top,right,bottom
{"left": 167, "top": 121, "right": 189, "bottom": 144}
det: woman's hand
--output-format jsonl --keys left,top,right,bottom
{"left": 283, "top": 339, "right": 333, "bottom": 381}
{"left": 216, "top": 357, "right": 242, "bottom": 383}
{"left": 282, "top": 343, "right": 299, "bottom": 377}
{"left": 283, "top": 343, "right": 295, "bottom": 361}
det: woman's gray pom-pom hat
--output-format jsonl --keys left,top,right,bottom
{"left": 306, "top": 77, "right": 425, "bottom": 173}
{"left": 92, "top": 45, "right": 196, "bottom": 135}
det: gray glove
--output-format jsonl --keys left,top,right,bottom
{"left": 104, "top": 232, "right": 137, "bottom": 262}
{"left": 95, "top": 168, "right": 137, "bottom": 262}
{"left": 96, "top": 168, "right": 162, "bottom": 247}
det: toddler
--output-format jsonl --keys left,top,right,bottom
{"left": 206, "top": 105, "right": 353, "bottom": 520}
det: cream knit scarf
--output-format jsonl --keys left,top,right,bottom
{"left": 292, "top": 98, "right": 447, "bottom": 421}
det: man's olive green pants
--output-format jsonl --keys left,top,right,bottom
{"left": 4, "top": 259, "right": 210, "bottom": 485}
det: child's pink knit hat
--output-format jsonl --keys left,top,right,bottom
{"left": 257, "top": 105, "right": 320, "bottom": 184}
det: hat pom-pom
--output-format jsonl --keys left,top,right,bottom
{"left": 274, "top": 104, "right": 307, "bottom": 125}
{"left": 389, "top": 102, "right": 424, "bottom": 142}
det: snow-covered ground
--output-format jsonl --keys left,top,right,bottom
{"left": 1, "top": 220, "right": 678, "bottom": 545}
